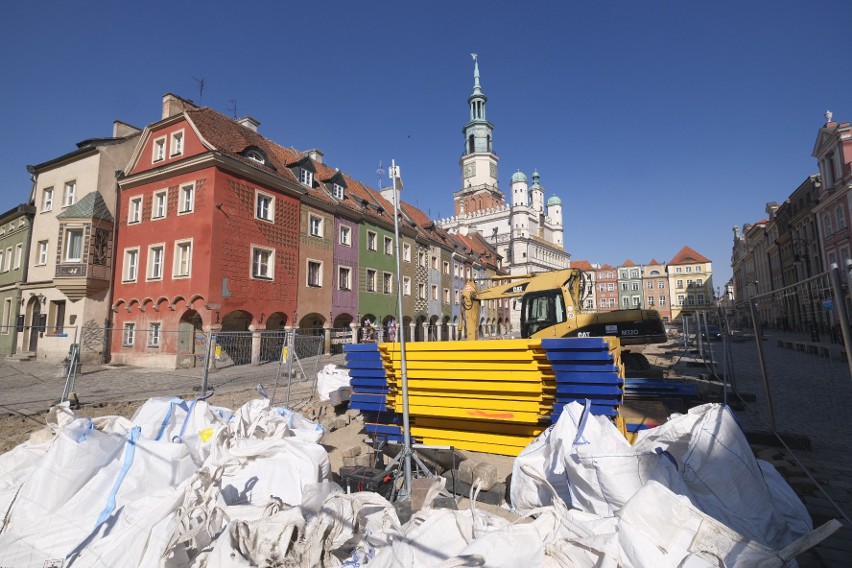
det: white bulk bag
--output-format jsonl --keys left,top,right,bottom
{"left": 633, "top": 404, "right": 812, "bottom": 549}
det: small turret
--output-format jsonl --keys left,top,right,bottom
{"left": 511, "top": 170, "right": 528, "bottom": 207}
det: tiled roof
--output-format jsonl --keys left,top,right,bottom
{"left": 571, "top": 259, "right": 594, "bottom": 271}
{"left": 669, "top": 246, "right": 710, "bottom": 265}
{"left": 56, "top": 192, "right": 113, "bottom": 222}
{"left": 621, "top": 259, "right": 635, "bottom": 267}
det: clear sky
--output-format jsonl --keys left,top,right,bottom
{"left": 2, "top": 1, "right": 851, "bottom": 291}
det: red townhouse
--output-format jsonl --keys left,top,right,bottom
{"left": 111, "top": 94, "right": 308, "bottom": 368}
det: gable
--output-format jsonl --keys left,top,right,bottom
{"left": 126, "top": 116, "right": 210, "bottom": 176}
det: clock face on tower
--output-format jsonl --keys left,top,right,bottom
{"left": 463, "top": 163, "right": 476, "bottom": 179}
{"left": 490, "top": 163, "right": 497, "bottom": 179}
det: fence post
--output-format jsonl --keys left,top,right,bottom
{"left": 748, "top": 285, "right": 777, "bottom": 433}
{"left": 832, "top": 262, "right": 852, "bottom": 380}
{"left": 201, "top": 330, "right": 212, "bottom": 394}
{"left": 324, "top": 326, "right": 331, "bottom": 354}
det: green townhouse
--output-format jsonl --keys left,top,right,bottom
{"left": 0, "top": 204, "right": 36, "bottom": 356}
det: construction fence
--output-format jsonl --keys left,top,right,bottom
{"left": 721, "top": 265, "right": 852, "bottom": 462}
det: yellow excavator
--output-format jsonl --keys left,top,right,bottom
{"left": 461, "top": 268, "right": 667, "bottom": 345}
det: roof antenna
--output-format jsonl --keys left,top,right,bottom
{"left": 193, "top": 77, "right": 205, "bottom": 102}
{"left": 376, "top": 160, "right": 385, "bottom": 189}
{"left": 227, "top": 99, "right": 238, "bottom": 119}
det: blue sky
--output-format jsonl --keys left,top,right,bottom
{"left": 2, "top": 1, "right": 851, "bottom": 290}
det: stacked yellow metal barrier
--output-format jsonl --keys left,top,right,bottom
{"left": 379, "top": 339, "right": 557, "bottom": 456}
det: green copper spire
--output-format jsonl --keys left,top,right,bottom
{"left": 472, "top": 53, "right": 482, "bottom": 96}
{"left": 531, "top": 169, "right": 541, "bottom": 189}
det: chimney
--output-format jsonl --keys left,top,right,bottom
{"left": 307, "top": 149, "right": 324, "bottom": 164}
{"left": 113, "top": 120, "right": 141, "bottom": 138}
{"left": 162, "top": 93, "right": 193, "bottom": 119}
{"left": 237, "top": 116, "right": 260, "bottom": 132}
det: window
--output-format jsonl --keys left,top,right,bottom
{"left": 332, "top": 183, "right": 344, "bottom": 199}
{"left": 697, "top": 294, "right": 705, "bottom": 305}
{"left": 443, "top": 288, "right": 450, "bottom": 303}
{"left": 443, "top": 261, "right": 450, "bottom": 274}
{"left": 339, "top": 225, "right": 351, "bottom": 246}
{"left": 599, "top": 299, "right": 607, "bottom": 308}
{"left": 14, "top": 244, "right": 22, "bottom": 269}
{"left": 676, "top": 279, "right": 684, "bottom": 288}
{"left": 658, "top": 280, "right": 665, "bottom": 288}
{"left": 837, "top": 207, "right": 847, "bottom": 230}
{"left": 174, "top": 240, "right": 192, "bottom": 277}
{"left": 246, "top": 149, "right": 265, "bottom": 164}
{"left": 65, "top": 229, "right": 84, "bottom": 262}
{"left": 599, "top": 283, "right": 606, "bottom": 292}
{"left": 123, "top": 248, "right": 139, "bottom": 281}
{"left": 660, "top": 296, "right": 666, "bottom": 306}
{"left": 307, "top": 260, "right": 322, "bottom": 287}
{"left": 607, "top": 283, "right": 614, "bottom": 291}
{"left": 256, "top": 191, "right": 274, "bottom": 221}
{"left": 129, "top": 197, "right": 142, "bottom": 224}
{"left": 685, "top": 266, "right": 692, "bottom": 273}
{"left": 455, "top": 289, "right": 460, "bottom": 304}
{"left": 300, "top": 168, "right": 313, "bottom": 186}
{"left": 153, "top": 137, "right": 166, "bottom": 162}
{"left": 695, "top": 266, "right": 702, "bottom": 273}
{"left": 252, "top": 247, "right": 273, "bottom": 279}
{"left": 37, "top": 241, "right": 48, "bottom": 265}
{"left": 366, "top": 269, "right": 377, "bottom": 292}
{"left": 675, "top": 267, "right": 682, "bottom": 274}
{"left": 622, "top": 297, "right": 629, "bottom": 308}
{"left": 2, "top": 248, "right": 10, "bottom": 272}
{"left": 678, "top": 295, "right": 685, "bottom": 305}
{"left": 418, "top": 283, "right": 426, "bottom": 299}
{"left": 148, "top": 322, "right": 161, "bottom": 347}
{"left": 696, "top": 278, "right": 703, "bottom": 286}
{"left": 384, "top": 236, "right": 393, "bottom": 255}
{"left": 418, "top": 251, "right": 426, "bottom": 267}
{"left": 403, "top": 276, "right": 411, "bottom": 296}
{"left": 647, "top": 296, "right": 655, "bottom": 306}
{"left": 609, "top": 298, "right": 615, "bottom": 308}
{"left": 309, "top": 215, "right": 323, "bottom": 237}
{"left": 170, "top": 130, "right": 184, "bottom": 157}
{"left": 646, "top": 281, "right": 653, "bottom": 288}
{"left": 367, "top": 231, "right": 377, "bottom": 251}
{"left": 152, "top": 190, "right": 167, "bottom": 219}
{"left": 632, "top": 296, "right": 641, "bottom": 307}
{"left": 0, "top": 250, "right": 4, "bottom": 272}
{"left": 686, "top": 279, "right": 694, "bottom": 287}
{"left": 431, "top": 256, "right": 438, "bottom": 270}
{"left": 383, "top": 272, "right": 393, "bottom": 294}
{"left": 123, "top": 323, "right": 135, "bottom": 347}
{"left": 687, "top": 296, "right": 695, "bottom": 306}
{"left": 403, "top": 242, "right": 411, "bottom": 262}
{"left": 63, "top": 181, "right": 76, "bottom": 207}
{"left": 431, "top": 285, "right": 438, "bottom": 300}
{"left": 631, "top": 282, "right": 639, "bottom": 291}
{"left": 621, "top": 283, "right": 628, "bottom": 291}
{"left": 147, "top": 245, "right": 164, "bottom": 279}
{"left": 42, "top": 187, "right": 54, "bottom": 212}
{"left": 338, "top": 266, "right": 352, "bottom": 290}
{"left": 630, "top": 270, "right": 639, "bottom": 278}
{"left": 2, "top": 298, "right": 11, "bottom": 332}
{"left": 179, "top": 184, "right": 194, "bottom": 214}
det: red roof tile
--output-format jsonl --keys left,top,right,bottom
{"left": 669, "top": 246, "right": 710, "bottom": 265}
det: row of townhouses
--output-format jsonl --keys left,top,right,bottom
{"left": 0, "top": 60, "right": 714, "bottom": 369}
{"left": 730, "top": 111, "right": 852, "bottom": 333}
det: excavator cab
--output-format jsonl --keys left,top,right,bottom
{"left": 521, "top": 290, "right": 568, "bottom": 337}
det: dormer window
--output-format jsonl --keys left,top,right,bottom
{"left": 246, "top": 150, "right": 265, "bottom": 164}
{"left": 300, "top": 168, "right": 313, "bottom": 186}
{"left": 332, "top": 183, "right": 344, "bottom": 199}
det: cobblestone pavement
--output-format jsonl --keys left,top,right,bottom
{"left": 0, "top": 351, "right": 348, "bottom": 417}
{"left": 2, "top": 339, "right": 851, "bottom": 565}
